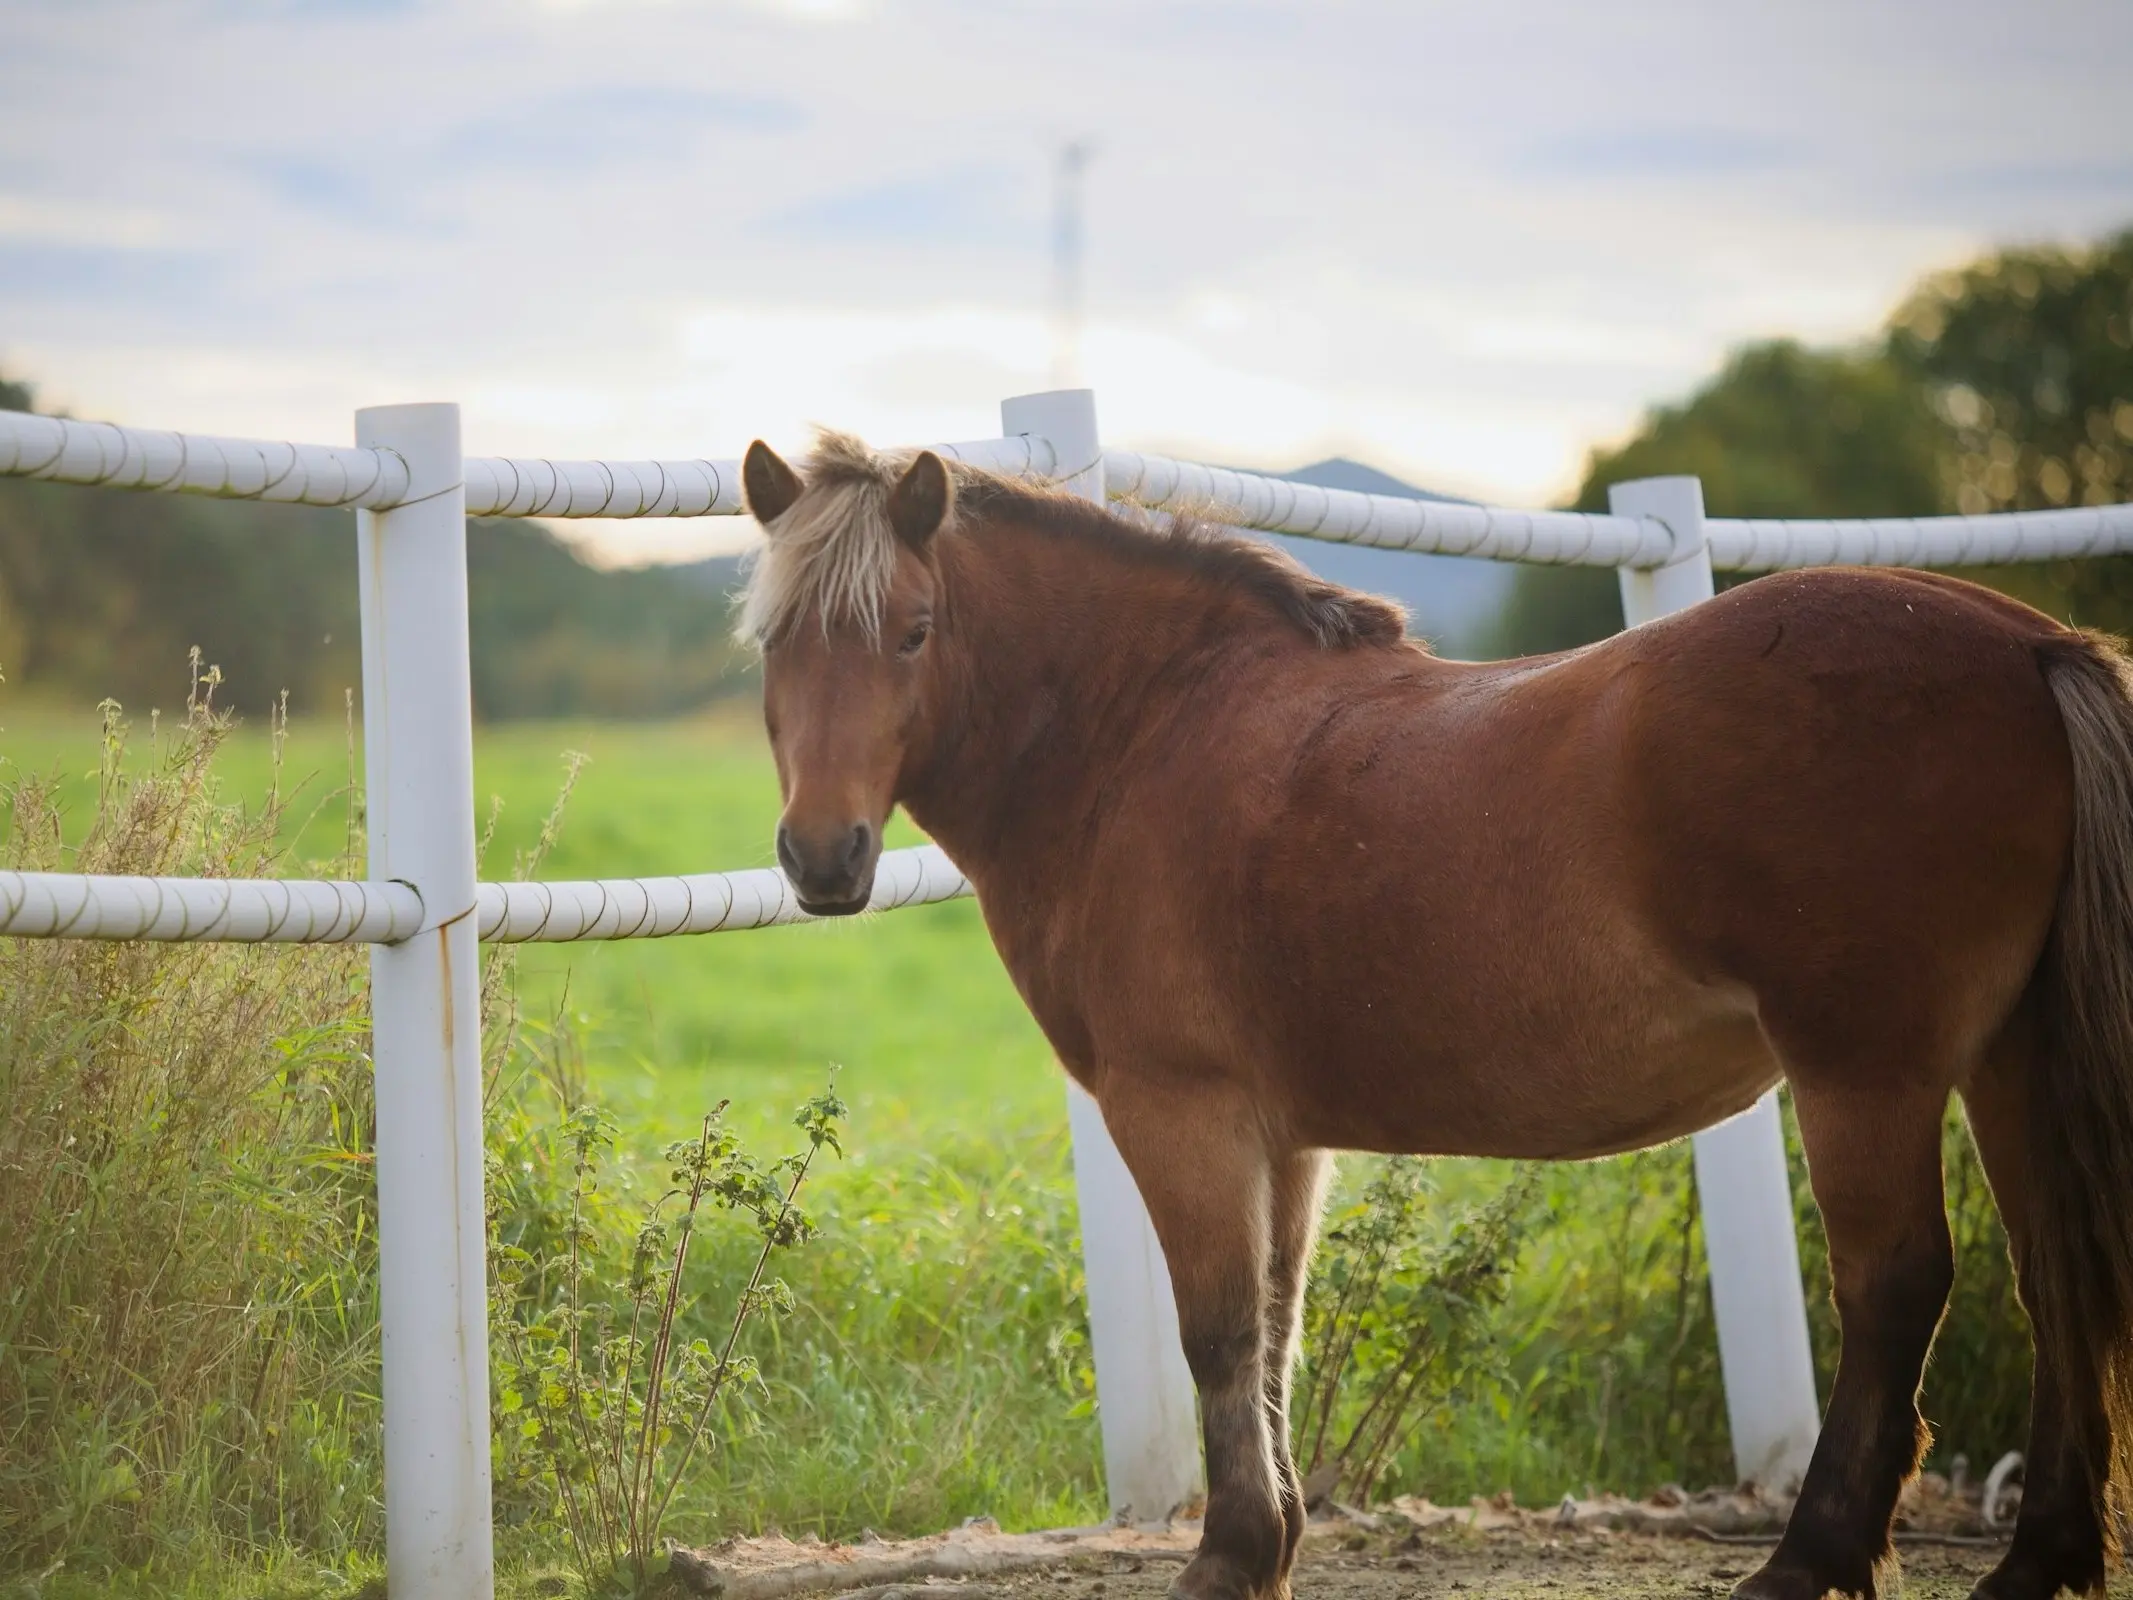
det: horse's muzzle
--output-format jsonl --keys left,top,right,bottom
{"left": 777, "top": 819, "right": 878, "bottom": 916}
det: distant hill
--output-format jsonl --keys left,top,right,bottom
{"left": 0, "top": 379, "right": 751, "bottom": 721}
{"left": 1256, "top": 459, "right": 1514, "bottom": 658}
{"left": 670, "top": 553, "right": 747, "bottom": 606}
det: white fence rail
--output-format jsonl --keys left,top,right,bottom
{"left": 13, "top": 406, "right": 2133, "bottom": 568}
{"left": 7, "top": 390, "right": 2133, "bottom": 1597}
{"left": 0, "top": 845, "right": 968, "bottom": 944}
{"left": 0, "top": 869, "right": 427, "bottom": 942}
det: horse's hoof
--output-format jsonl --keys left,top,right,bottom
{"left": 1167, "top": 1550, "right": 1262, "bottom": 1600}
{"left": 1731, "top": 1554, "right": 1865, "bottom": 1600}
{"left": 1969, "top": 1548, "right": 2104, "bottom": 1600}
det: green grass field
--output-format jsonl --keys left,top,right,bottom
{"left": 2, "top": 694, "right": 1117, "bottom": 1594}
{"left": 0, "top": 698, "right": 1066, "bottom": 1149}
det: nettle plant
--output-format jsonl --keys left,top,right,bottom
{"left": 1293, "top": 1158, "right": 1541, "bottom": 1507}
{"left": 489, "top": 1084, "right": 845, "bottom": 1595}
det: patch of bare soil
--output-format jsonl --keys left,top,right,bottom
{"left": 667, "top": 1483, "right": 2089, "bottom": 1600}
{"left": 986, "top": 1526, "right": 2001, "bottom": 1600}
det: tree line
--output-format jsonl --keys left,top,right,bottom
{"left": 0, "top": 377, "right": 749, "bottom": 720}
{"left": 1488, "top": 225, "right": 2133, "bottom": 656}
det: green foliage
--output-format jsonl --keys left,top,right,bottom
{"left": 1477, "top": 567, "right": 1624, "bottom": 660}
{"left": 462, "top": 523, "right": 750, "bottom": 723}
{"left": 672, "top": 1118, "right": 1103, "bottom": 1537}
{"left": 1486, "top": 340, "right": 1949, "bottom": 657}
{"left": 1889, "top": 229, "right": 2133, "bottom": 635}
{"left": 490, "top": 1084, "right": 844, "bottom": 1594}
{"left": 0, "top": 375, "right": 751, "bottom": 722}
{"left": 1786, "top": 1101, "right": 2032, "bottom": 1474}
{"left": 1891, "top": 228, "right": 2133, "bottom": 516}
{"left": 1297, "top": 1119, "right": 2032, "bottom": 1508}
{"left": 475, "top": 1014, "right": 1105, "bottom": 1554}
{"left": 1489, "top": 224, "right": 2132, "bottom": 658}
{"left": 0, "top": 694, "right": 1103, "bottom": 1594}
{"left": 1485, "top": 1145, "right": 1729, "bottom": 1496}
{"left": 1294, "top": 1162, "right": 1541, "bottom": 1503}
{"left": 1571, "top": 340, "right": 1949, "bottom": 524}
{"left": 1927, "top": 1111, "right": 2033, "bottom": 1467}
{"left": 0, "top": 474, "right": 363, "bottom": 721}
{"left": 0, "top": 689, "right": 381, "bottom": 1578}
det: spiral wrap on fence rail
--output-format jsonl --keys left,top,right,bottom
{"left": 15, "top": 406, "right": 2130, "bottom": 571}
{"left": 0, "top": 846, "right": 971, "bottom": 944}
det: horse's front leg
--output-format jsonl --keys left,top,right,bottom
{"left": 1099, "top": 1074, "right": 1286, "bottom": 1600}
{"left": 1261, "top": 1149, "right": 1332, "bottom": 1594}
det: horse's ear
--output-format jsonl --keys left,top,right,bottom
{"left": 743, "top": 440, "right": 804, "bottom": 527}
{"left": 887, "top": 451, "right": 952, "bottom": 552}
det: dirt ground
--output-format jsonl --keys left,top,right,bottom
{"left": 983, "top": 1524, "right": 2010, "bottom": 1600}
{"left": 671, "top": 1492, "right": 2129, "bottom": 1600}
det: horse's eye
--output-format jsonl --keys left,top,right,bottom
{"left": 897, "top": 621, "right": 932, "bottom": 658}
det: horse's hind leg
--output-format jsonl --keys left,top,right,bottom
{"left": 1261, "top": 1149, "right": 1331, "bottom": 1592}
{"left": 1099, "top": 1075, "right": 1286, "bottom": 1600}
{"left": 1738, "top": 1082, "right": 1954, "bottom": 1600}
{"left": 1958, "top": 1035, "right": 2109, "bottom": 1600}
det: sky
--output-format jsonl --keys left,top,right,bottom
{"left": 3, "top": 0, "right": 2129, "bottom": 563}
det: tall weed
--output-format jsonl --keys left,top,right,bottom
{"left": 1334, "top": 1113, "right": 2033, "bottom": 1506}
{"left": 0, "top": 685, "right": 379, "bottom": 1575}
{"left": 1295, "top": 1161, "right": 1540, "bottom": 1504}
{"left": 490, "top": 1084, "right": 845, "bottom": 1594}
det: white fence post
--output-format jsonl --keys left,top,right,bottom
{"left": 1002, "top": 388, "right": 1205, "bottom": 1523}
{"left": 356, "top": 402, "right": 494, "bottom": 1597}
{"left": 1611, "top": 474, "right": 1821, "bottom": 1492}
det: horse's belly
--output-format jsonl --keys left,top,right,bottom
{"left": 1283, "top": 971, "right": 1784, "bottom": 1162}
{"left": 1525, "top": 1010, "right": 1784, "bottom": 1159}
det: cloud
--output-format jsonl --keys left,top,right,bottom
{"left": 0, "top": 195, "right": 183, "bottom": 250}
{"left": 1928, "top": 160, "right": 2133, "bottom": 199}
{"left": 1517, "top": 128, "right": 1800, "bottom": 183}
{"left": 242, "top": 156, "right": 452, "bottom": 234}
{"left": 251, "top": 0, "right": 424, "bottom": 12}
{"left": 766, "top": 168, "right": 1036, "bottom": 249}
{"left": 0, "top": 242, "right": 224, "bottom": 306}
{"left": 443, "top": 85, "right": 805, "bottom": 171}
{"left": 532, "top": 0, "right": 872, "bottom": 16}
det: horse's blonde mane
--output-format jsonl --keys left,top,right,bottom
{"left": 737, "top": 431, "right": 920, "bottom": 647}
{"left": 737, "top": 429, "right": 1411, "bottom": 653}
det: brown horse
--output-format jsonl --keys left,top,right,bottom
{"left": 738, "top": 432, "right": 2133, "bottom": 1600}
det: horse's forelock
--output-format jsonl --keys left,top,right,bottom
{"left": 736, "top": 433, "right": 907, "bottom": 647}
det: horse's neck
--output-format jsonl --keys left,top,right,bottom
{"left": 899, "top": 516, "right": 1253, "bottom": 879}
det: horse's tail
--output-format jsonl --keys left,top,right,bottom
{"left": 2032, "top": 627, "right": 2133, "bottom": 1540}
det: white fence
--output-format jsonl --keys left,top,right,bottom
{"left": 5, "top": 389, "right": 2133, "bottom": 1598}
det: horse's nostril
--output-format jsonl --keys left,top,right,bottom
{"left": 778, "top": 821, "right": 871, "bottom": 894}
